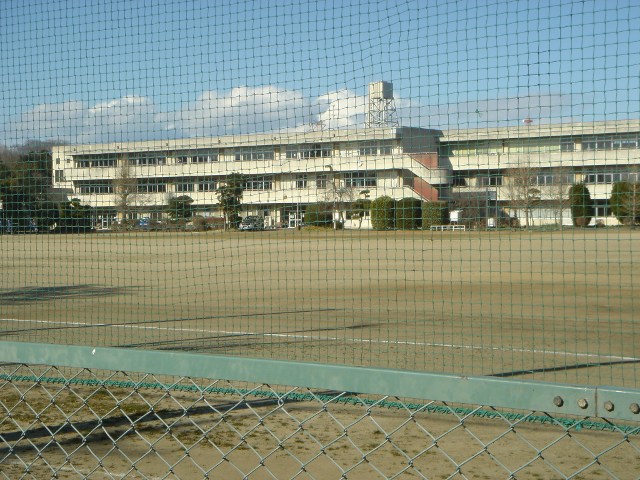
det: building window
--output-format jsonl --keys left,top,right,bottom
{"left": 128, "top": 153, "right": 167, "bottom": 166}
{"left": 54, "top": 170, "right": 65, "bottom": 182}
{"left": 198, "top": 178, "right": 217, "bottom": 191}
{"left": 477, "top": 175, "right": 502, "bottom": 187}
{"left": 593, "top": 200, "right": 610, "bottom": 217}
{"left": 286, "top": 144, "right": 332, "bottom": 159}
{"left": 344, "top": 171, "right": 376, "bottom": 187}
{"left": 137, "top": 181, "right": 167, "bottom": 193}
{"left": 613, "top": 136, "right": 638, "bottom": 149}
{"left": 584, "top": 172, "right": 625, "bottom": 184}
{"left": 175, "top": 182, "right": 194, "bottom": 193}
{"left": 74, "top": 155, "right": 117, "bottom": 168}
{"left": 451, "top": 174, "right": 467, "bottom": 187}
{"left": 359, "top": 143, "right": 392, "bottom": 156}
{"left": 301, "top": 144, "right": 332, "bottom": 158}
{"left": 75, "top": 181, "right": 113, "bottom": 194}
{"left": 243, "top": 176, "right": 273, "bottom": 190}
{"left": 191, "top": 154, "right": 218, "bottom": 163}
{"left": 582, "top": 136, "right": 613, "bottom": 151}
{"left": 316, "top": 174, "right": 328, "bottom": 189}
{"left": 176, "top": 150, "right": 219, "bottom": 164}
{"left": 534, "top": 173, "right": 575, "bottom": 186}
{"left": 582, "top": 134, "right": 639, "bottom": 151}
{"left": 234, "top": 148, "right": 274, "bottom": 161}
{"left": 296, "top": 174, "right": 308, "bottom": 189}
{"left": 560, "top": 137, "right": 575, "bottom": 152}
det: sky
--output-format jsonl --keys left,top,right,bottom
{"left": 0, "top": 0, "right": 639, "bottom": 146}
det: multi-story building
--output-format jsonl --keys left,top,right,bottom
{"left": 443, "top": 119, "right": 640, "bottom": 226}
{"left": 51, "top": 106, "right": 640, "bottom": 229}
{"left": 52, "top": 126, "right": 448, "bottom": 228}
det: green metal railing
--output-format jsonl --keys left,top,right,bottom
{"left": 2, "top": 345, "right": 639, "bottom": 479}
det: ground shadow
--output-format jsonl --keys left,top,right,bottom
{"left": 0, "top": 285, "right": 133, "bottom": 304}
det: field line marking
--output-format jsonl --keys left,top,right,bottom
{"left": 2, "top": 317, "right": 638, "bottom": 362}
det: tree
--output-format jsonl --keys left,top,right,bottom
{"left": 350, "top": 196, "right": 372, "bottom": 229}
{"left": 568, "top": 183, "right": 594, "bottom": 227}
{"left": 609, "top": 181, "right": 640, "bottom": 226}
{"left": 167, "top": 195, "right": 194, "bottom": 221}
{"left": 216, "top": 172, "right": 243, "bottom": 229}
{"left": 113, "top": 161, "right": 138, "bottom": 222}
{"left": 323, "top": 175, "right": 355, "bottom": 228}
{"left": 396, "top": 197, "right": 422, "bottom": 230}
{"left": 449, "top": 191, "right": 489, "bottom": 228}
{"left": 57, "top": 198, "right": 93, "bottom": 233}
{"left": 0, "top": 149, "right": 52, "bottom": 229}
{"left": 506, "top": 165, "right": 541, "bottom": 228}
{"left": 371, "top": 196, "right": 395, "bottom": 230}
{"left": 549, "top": 167, "right": 571, "bottom": 228}
{"left": 422, "top": 201, "right": 448, "bottom": 229}
{"left": 304, "top": 202, "right": 333, "bottom": 227}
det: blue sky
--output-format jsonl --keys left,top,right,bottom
{"left": 1, "top": 0, "right": 639, "bottom": 145}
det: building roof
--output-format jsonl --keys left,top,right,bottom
{"left": 441, "top": 119, "right": 640, "bottom": 142}
{"left": 54, "top": 127, "right": 442, "bottom": 155}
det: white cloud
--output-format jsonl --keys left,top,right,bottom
{"left": 4, "top": 96, "right": 163, "bottom": 145}
{"left": 168, "top": 85, "right": 309, "bottom": 137}
{"left": 315, "top": 89, "right": 367, "bottom": 130}
{"left": 1, "top": 87, "right": 580, "bottom": 146}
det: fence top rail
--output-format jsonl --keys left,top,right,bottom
{"left": 1, "top": 340, "right": 639, "bottom": 422}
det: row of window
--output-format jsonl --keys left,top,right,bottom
{"left": 583, "top": 172, "right": 640, "bottom": 184}
{"left": 457, "top": 171, "right": 639, "bottom": 188}
{"left": 74, "top": 159, "right": 117, "bottom": 168}
{"left": 532, "top": 174, "right": 575, "bottom": 186}
{"left": 70, "top": 142, "right": 400, "bottom": 168}
{"left": 286, "top": 144, "right": 332, "bottom": 159}
{"left": 443, "top": 134, "right": 640, "bottom": 156}
{"left": 73, "top": 171, "right": 380, "bottom": 195}
{"left": 177, "top": 154, "right": 219, "bottom": 164}
{"left": 581, "top": 136, "right": 639, "bottom": 151}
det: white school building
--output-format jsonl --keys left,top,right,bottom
{"left": 51, "top": 87, "right": 640, "bottom": 229}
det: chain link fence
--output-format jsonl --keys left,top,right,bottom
{"left": 2, "top": 362, "right": 639, "bottom": 480}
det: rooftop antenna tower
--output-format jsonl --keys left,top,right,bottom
{"left": 366, "top": 81, "right": 399, "bottom": 128}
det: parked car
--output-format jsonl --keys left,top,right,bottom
{"left": 238, "top": 215, "right": 264, "bottom": 231}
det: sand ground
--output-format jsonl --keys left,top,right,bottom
{"left": 1, "top": 228, "right": 639, "bottom": 478}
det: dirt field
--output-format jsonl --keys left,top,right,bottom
{"left": 2, "top": 228, "right": 640, "bottom": 479}
{"left": 1, "top": 228, "right": 638, "bottom": 388}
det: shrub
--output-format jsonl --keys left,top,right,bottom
{"left": 371, "top": 196, "right": 395, "bottom": 230}
{"left": 304, "top": 202, "right": 333, "bottom": 227}
{"left": 191, "top": 216, "right": 208, "bottom": 231}
{"left": 609, "top": 181, "right": 640, "bottom": 225}
{"left": 422, "top": 201, "right": 449, "bottom": 228}
{"left": 569, "top": 183, "right": 594, "bottom": 227}
{"left": 396, "top": 198, "right": 422, "bottom": 229}
{"left": 167, "top": 195, "right": 194, "bottom": 221}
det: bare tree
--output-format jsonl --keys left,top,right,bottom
{"left": 112, "top": 159, "right": 138, "bottom": 223}
{"left": 506, "top": 162, "right": 541, "bottom": 228}
{"left": 549, "top": 167, "right": 571, "bottom": 229}
{"left": 323, "top": 174, "right": 355, "bottom": 228}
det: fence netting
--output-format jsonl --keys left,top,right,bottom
{"left": 0, "top": 0, "right": 638, "bottom": 379}
{"left": 1, "top": 0, "right": 640, "bottom": 477}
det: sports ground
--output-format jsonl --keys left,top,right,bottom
{"left": 1, "top": 228, "right": 638, "bottom": 388}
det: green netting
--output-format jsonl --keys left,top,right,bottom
{"left": 1, "top": 0, "right": 639, "bottom": 390}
